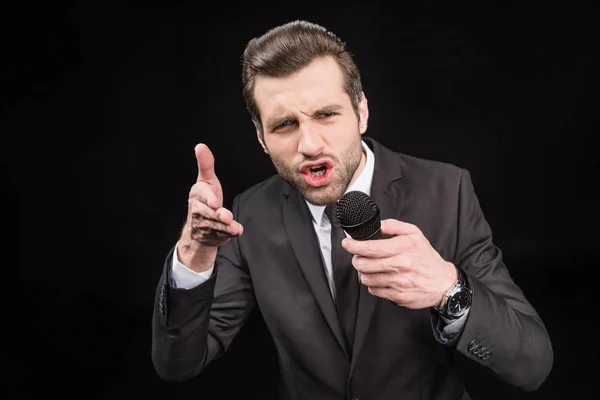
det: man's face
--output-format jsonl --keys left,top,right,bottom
{"left": 253, "top": 56, "right": 369, "bottom": 206}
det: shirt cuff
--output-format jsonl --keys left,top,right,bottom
{"left": 437, "top": 310, "right": 470, "bottom": 342}
{"left": 170, "top": 241, "right": 215, "bottom": 290}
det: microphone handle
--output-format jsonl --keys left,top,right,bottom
{"left": 363, "top": 229, "right": 383, "bottom": 241}
{"left": 343, "top": 227, "right": 385, "bottom": 241}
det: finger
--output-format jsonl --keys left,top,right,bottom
{"left": 189, "top": 198, "right": 221, "bottom": 220}
{"left": 215, "top": 207, "right": 234, "bottom": 224}
{"left": 352, "top": 254, "right": 412, "bottom": 274}
{"left": 190, "top": 217, "right": 233, "bottom": 235}
{"left": 190, "top": 181, "right": 219, "bottom": 209}
{"left": 220, "top": 220, "right": 243, "bottom": 236}
{"left": 353, "top": 255, "right": 386, "bottom": 273}
{"left": 190, "top": 200, "right": 233, "bottom": 225}
{"left": 228, "top": 220, "right": 244, "bottom": 236}
{"left": 207, "top": 206, "right": 243, "bottom": 235}
{"left": 358, "top": 271, "right": 391, "bottom": 288}
{"left": 380, "top": 219, "right": 422, "bottom": 236}
{"left": 389, "top": 234, "right": 422, "bottom": 253}
{"left": 195, "top": 143, "right": 217, "bottom": 183}
{"left": 190, "top": 225, "right": 236, "bottom": 245}
{"left": 342, "top": 237, "right": 399, "bottom": 258}
{"left": 191, "top": 216, "right": 243, "bottom": 237}
{"left": 366, "top": 287, "right": 395, "bottom": 302}
{"left": 190, "top": 200, "right": 244, "bottom": 236}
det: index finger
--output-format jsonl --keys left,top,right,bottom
{"left": 380, "top": 219, "right": 422, "bottom": 236}
{"left": 341, "top": 236, "right": 400, "bottom": 258}
{"left": 195, "top": 143, "right": 217, "bottom": 183}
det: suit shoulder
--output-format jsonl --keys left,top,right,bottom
{"left": 233, "top": 174, "right": 284, "bottom": 209}
{"left": 396, "top": 152, "right": 465, "bottom": 182}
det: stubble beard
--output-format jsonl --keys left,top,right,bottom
{"left": 269, "top": 133, "right": 364, "bottom": 206}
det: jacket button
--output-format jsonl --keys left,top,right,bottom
{"left": 481, "top": 351, "right": 491, "bottom": 360}
{"left": 468, "top": 340, "right": 477, "bottom": 351}
{"left": 471, "top": 343, "right": 482, "bottom": 354}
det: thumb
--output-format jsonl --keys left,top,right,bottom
{"left": 195, "top": 143, "right": 217, "bottom": 183}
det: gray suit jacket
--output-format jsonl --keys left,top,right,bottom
{"left": 152, "top": 137, "right": 553, "bottom": 400}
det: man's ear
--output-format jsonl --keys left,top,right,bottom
{"left": 358, "top": 92, "right": 369, "bottom": 134}
{"left": 256, "top": 127, "right": 268, "bottom": 154}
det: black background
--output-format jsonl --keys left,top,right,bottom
{"left": 3, "top": 1, "right": 598, "bottom": 399}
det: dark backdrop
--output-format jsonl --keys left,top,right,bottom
{"left": 3, "top": 1, "right": 598, "bottom": 399}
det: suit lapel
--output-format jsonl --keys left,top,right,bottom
{"left": 349, "top": 137, "right": 405, "bottom": 379}
{"left": 282, "top": 187, "right": 350, "bottom": 360}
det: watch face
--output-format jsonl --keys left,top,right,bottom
{"left": 447, "top": 290, "right": 471, "bottom": 317}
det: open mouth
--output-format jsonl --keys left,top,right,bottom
{"left": 309, "top": 165, "right": 327, "bottom": 177}
{"left": 300, "top": 161, "right": 334, "bottom": 187}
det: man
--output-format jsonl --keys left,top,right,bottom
{"left": 152, "top": 20, "right": 553, "bottom": 400}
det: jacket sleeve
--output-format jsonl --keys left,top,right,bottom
{"left": 431, "top": 169, "right": 553, "bottom": 391}
{"left": 151, "top": 194, "right": 256, "bottom": 381}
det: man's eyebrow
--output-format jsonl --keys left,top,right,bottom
{"left": 314, "top": 104, "right": 344, "bottom": 114}
{"left": 265, "top": 104, "right": 345, "bottom": 131}
{"left": 266, "top": 115, "right": 295, "bottom": 131}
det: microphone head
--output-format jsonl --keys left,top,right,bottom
{"left": 336, "top": 191, "right": 382, "bottom": 240}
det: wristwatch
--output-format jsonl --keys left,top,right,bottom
{"left": 433, "top": 265, "right": 472, "bottom": 320}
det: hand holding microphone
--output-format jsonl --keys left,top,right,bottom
{"left": 336, "top": 191, "right": 457, "bottom": 310}
{"left": 177, "top": 144, "right": 244, "bottom": 272}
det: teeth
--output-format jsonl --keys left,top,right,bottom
{"left": 311, "top": 169, "right": 326, "bottom": 177}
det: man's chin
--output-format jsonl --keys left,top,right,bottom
{"left": 299, "top": 184, "right": 345, "bottom": 206}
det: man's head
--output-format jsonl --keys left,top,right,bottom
{"left": 241, "top": 20, "right": 369, "bottom": 205}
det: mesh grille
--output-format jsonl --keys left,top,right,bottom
{"left": 336, "top": 191, "right": 381, "bottom": 240}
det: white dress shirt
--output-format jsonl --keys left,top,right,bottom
{"left": 170, "top": 140, "right": 467, "bottom": 337}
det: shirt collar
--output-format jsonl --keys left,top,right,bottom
{"left": 306, "top": 140, "right": 375, "bottom": 225}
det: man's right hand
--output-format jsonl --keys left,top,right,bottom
{"left": 177, "top": 143, "right": 244, "bottom": 272}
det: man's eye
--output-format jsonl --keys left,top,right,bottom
{"left": 275, "top": 120, "right": 295, "bottom": 130}
{"left": 320, "top": 112, "right": 336, "bottom": 118}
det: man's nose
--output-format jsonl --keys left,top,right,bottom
{"left": 297, "top": 124, "right": 324, "bottom": 157}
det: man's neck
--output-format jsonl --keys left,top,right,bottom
{"left": 346, "top": 145, "right": 367, "bottom": 190}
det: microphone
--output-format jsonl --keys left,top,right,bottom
{"left": 336, "top": 191, "right": 383, "bottom": 240}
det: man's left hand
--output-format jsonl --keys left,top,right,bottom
{"left": 341, "top": 219, "right": 458, "bottom": 309}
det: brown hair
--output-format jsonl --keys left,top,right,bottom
{"left": 241, "top": 20, "right": 363, "bottom": 135}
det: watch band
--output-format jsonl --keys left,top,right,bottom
{"left": 437, "top": 264, "right": 461, "bottom": 309}
{"left": 455, "top": 265, "right": 471, "bottom": 291}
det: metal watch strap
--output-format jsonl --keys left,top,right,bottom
{"left": 455, "top": 265, "right": 470, "bottom": 292}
